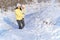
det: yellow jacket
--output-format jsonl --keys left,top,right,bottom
{"left": 15, "top": 9, "right": 24, "bottom": 20}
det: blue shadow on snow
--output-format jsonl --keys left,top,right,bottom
{"left": 3, "top": 17, "right": 19, "bottom": 29}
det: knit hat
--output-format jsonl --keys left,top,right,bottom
{"left": 17, "top": 3, "right": 21, "bottom": 7}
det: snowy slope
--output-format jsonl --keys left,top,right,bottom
{"left": 0, "top": 3, "right": 60, "bottom": 40}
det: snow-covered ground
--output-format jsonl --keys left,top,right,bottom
{"left": 0, "top": 2, "right": 60, "bottom": 40}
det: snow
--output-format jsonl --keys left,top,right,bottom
{"left": 0, "top": 2, "right": 60, "bottom": 40}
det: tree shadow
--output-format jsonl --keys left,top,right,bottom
{"left": 3, "top": 17, "right": 19, "bottom": 29}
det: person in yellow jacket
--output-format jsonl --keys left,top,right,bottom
{"left": 15, "top": 3, "right": 25, "bottom": 29}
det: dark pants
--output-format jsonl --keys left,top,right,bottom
{"left": 17, "top": 19, "right": 25, "bottom": 29}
